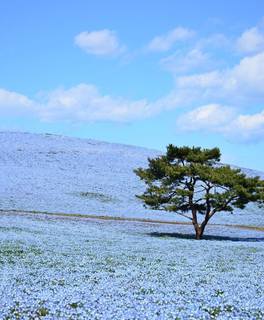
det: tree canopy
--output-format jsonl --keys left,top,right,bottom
{"left": 134, "top": 145, "right": 264, "bottom": 239}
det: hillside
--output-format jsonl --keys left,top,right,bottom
{"left": 0, "top": 131, "right": 263, "bottom": 226}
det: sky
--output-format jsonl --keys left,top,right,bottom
{"left": 0, "top": 0, "right": 264, "bottom": 171}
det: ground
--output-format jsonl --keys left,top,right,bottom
{"left": 0, "top": 212, "right": 263, "bottom": 320}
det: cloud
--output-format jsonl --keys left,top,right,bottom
{"left": 173, "top": 50, "right": 264, "bottom": 142}
{"left": 177, "top": 104, "right": 235, "bottom": 131}
{"left": 0, "top": 84, "right": 171, "bottom": 123}
{"left": 74, "top": 29, "right": 125, "bottom": 56}
{"left": 1, "top": 51, "right": 263, "bottom": 132}
{"left": 38, "top": 84, "right": 152, "bottom": 122}
{"left": 176, "top": 51, "right": 264, "bottom": 104}
{"left": 161, "top": 48, "right": 210, "bottom": 74}
{"left": 197, "top": 33, "right": 231, "bottom": 50}
{"left": 177, "top": 104, "right": 264, "bottom": 142}
{"left": 1, "top": 77, "right": 264, "bottom": 143}
{"left": 227, "top": 110, "right": 264, "bottom": 142}
{"left": 236, "top": 26, "right": 264, "bottom": 54}
{"left": 0, "top": 80, "right": 195, "bottom": 123}
{"left": 0, "top": 88, "right": 36, "bottom": 116}
{"left": 147, "top": 27, "right": 194, "bottom": 52}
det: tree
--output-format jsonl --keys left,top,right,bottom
{"left": 134, "top": 145, "right": 264, "bottom": 240}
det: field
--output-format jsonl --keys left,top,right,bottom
{"left": 1, "top": 132, "right": 264, "bottom": 226}
{"left": 1, "top": 132, "right": 264, "bottom": 319}
{"left": 0, "top": 212, "right": 264, "bottom": 319}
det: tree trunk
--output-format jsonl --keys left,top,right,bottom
{"left": 191, "top": 208, "right": 210, "bottom": 240}
{"left": 195, "top": 225, "right": 204, "bottom": 240}
{"left": 194, "top": 218, "right": 210, "bottom": 240}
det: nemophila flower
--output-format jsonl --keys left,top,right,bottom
{"left": 0, "top": 214, "right": 263, "bottom": 319}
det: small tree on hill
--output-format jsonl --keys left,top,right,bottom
{"left": 134, "top": 145, "right": 264, "bottom": 240}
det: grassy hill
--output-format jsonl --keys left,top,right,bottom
{"left": 0, "top": 131, "right": 263, "bottom": 226}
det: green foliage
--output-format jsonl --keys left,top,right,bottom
{"left": 79, "top": 191, "right": 117, "bottom": 203}
{"left": 134, "top": 145, "right": 264, "bottom": 239}
{"left": 37, "top": 307, "right": 49, "bottom": 317}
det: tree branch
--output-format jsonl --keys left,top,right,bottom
{"left": 176, "top": 212, "right": 193, "bottom": 220}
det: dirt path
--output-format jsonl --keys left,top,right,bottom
{"left": 1, "top": 209, "right": 264, "bottom": 232}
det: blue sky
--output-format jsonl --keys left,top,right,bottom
{"left": 1, "top": 0, "right": 264, "bottom": 170}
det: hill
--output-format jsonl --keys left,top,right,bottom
{"left": 0, "top": 131, "right": 263, "bottom": 226}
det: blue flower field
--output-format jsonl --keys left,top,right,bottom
{"left": 0, "top": 212, "right": 263, "bottom": 319}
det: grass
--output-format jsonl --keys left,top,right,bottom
{"left": 0, "top": 242, "right": 43, "bottom": 266}
{"left": 1, "top": 208, "right": 263, "bottom": 232}
{"left": 78, "top": 191, "right": 117, "bottom": 203}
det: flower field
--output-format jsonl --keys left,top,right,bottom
{"left": 0, "top": 212, "right": 263, "bottom": 319}
{"left": 1, "top": 132, "right": 264, "bottom": 227}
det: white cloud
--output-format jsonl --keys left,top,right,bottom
{"left": 1, "top": 79, "right": 264, "bottom": 143}
{"left": 177, "top": 70, "right": 222, "bottom": 88}
{"left": 74, "top": 29, "right": 125, "bottom": 56}
{"left": 177, "top": 104, "right": 264, "bottom": 142}
{"left": 231, "top": 51, "right": 264, "bottom": 93}
{"left": 174, "top": 49, "right": 264, "bottom": 142}
{"left": 147, "top": 27, "right": 194, "bottom": 52}
{"left": 0, "top": 88, "right": 35, "bottom": 116}
{"left": 227, "top": 110, "right": 264, "bottom": 142}
{"left": 0, "top": 84, "right": 169, "bottom": 123}
{"left": 237, "top": 26, "right": 264, "bottom": 54}
{"left": 197, "top": 33, "right": 231, "bottom": 50}
{"left": 161, "top": 48, "right": 210, "bottom": 73}
{"left": 39, "top": 84, "right": 152, "bottom": 122}
{"left": 176, "top": 51, "right": 264, "bottom": 104}
{"left": 177, "top": 104, "right": 235, "bottom": 131}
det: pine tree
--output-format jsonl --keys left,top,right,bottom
{"left": 134, "top": 145, "right": 264, "bottom": 240}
